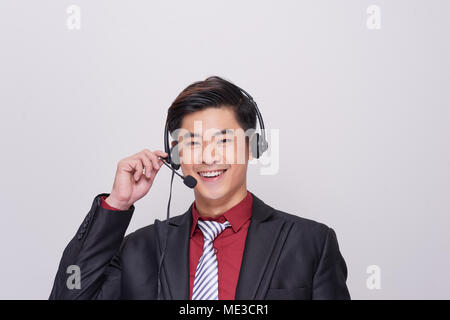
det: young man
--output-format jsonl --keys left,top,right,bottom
{"left": 49, "top": 76, "right": 350, "bottom": 300}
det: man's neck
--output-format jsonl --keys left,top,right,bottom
{"left": 194, "top": 187, "right": 248, "bottom": 218}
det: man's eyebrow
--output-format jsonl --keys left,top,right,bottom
{"left": 182, "top": 129, "right": 234, "bottom": 139}
{"left": 182, "top": 132, "right": 202, "bottom": 139}
{"left": 213, "top": 129, "right": 234, "bottom": 136}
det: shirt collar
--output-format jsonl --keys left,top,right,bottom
{"left": 190, "top": 191, "right": 253, "bottom": 238}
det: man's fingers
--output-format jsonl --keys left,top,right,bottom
{"left": 148, "top": 166, "right": 158, "bottom": 182}
{"left": 143, "top": 149, "right": 165, "bottom": 170}
{"left": 133, "top": 159, "right": 144, "bottom": 181}
{"left": 127, "top": 149, "right": 170, "bottom": 182}
{"left": 139, "top": 154, "right": 154, "bottom": 178}
{"left": 154, "top": 149, "right": 169, "bottom": 158}
{"left": 153, "top": 150, "right": 168, "bottom": 166}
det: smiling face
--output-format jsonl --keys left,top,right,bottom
{"left": 175, "top": 106, "right": 252, "bottom": 204}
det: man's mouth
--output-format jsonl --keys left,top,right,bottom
{"left": 196, "top": 169, "right": 228, "bottom": 182}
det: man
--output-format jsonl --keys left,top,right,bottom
{"left": 49, "top": 76, "right": 350, "bottom": 300}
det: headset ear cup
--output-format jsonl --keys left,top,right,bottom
{"left": 250, "top": 133, "right": 261, "bottom": 159}
{"left": 170, "top": 143, "right": 181, "bottom": 170}
{"left": 259, "top": 136, "right": 268, "bottom": 155}
{"left": 250, "top": 133, "right": 268, "bottom": 159}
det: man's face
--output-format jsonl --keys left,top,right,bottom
{"left": 175, "top": 107, "right": 251, "bottom": 201}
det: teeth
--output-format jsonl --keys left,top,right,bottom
{"left": 199, "top": 170, "right": 225, "bottom": 178}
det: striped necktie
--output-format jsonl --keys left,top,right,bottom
{"left": 192, "top": 220, "right": 231, "bottom": 300}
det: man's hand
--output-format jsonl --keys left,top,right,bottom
{"left": 105, "top": 149, "right": 168, "bottom": 210}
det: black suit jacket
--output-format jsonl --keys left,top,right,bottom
{"left": 49, "top": 192, "right": 350, "bottom": 300}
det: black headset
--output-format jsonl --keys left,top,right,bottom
{"left": 156, "top": 83, "right": 268, "bottom": 299}
{"left": 163, "top": 85, "right": 268, "bottom": 170}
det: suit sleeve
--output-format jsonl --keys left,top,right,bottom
{"left": 312, "top": 227, "right": 351, "bottom": 300}
{"left": 100, "top": 195, "right": 124, "bottom": 211}
{"left": 49, "top": 193, "right": 134, "bottom": 300}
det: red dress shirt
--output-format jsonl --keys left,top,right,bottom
{"left": 100, "top": 191, "right": 253, "bottom": 300}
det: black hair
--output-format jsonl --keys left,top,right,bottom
{"left": 166, "top": 76, "right": 257, "bottom": 136}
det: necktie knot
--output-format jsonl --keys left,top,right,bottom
{"left": 197, "top": 220, "right": 231, "bottom": 242}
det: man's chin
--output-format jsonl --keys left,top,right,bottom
{"left": 196, "top": 187, "right": 228, "bottom": 202}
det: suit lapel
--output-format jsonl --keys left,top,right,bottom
{"left": 159, "top": 205, "right": 192, "bottom": 300}
{"left": 235, "top": 193, "right": 290, "bottom": 300}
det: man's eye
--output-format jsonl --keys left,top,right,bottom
{"left": 218, "top": 138, "right": 231, "bottom": 144}
{"left": 189, "top": 141, "right": 200, "bottom": 146}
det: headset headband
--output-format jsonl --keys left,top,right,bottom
{"left": 164, "top": 84, "right": 267, "bottom": 168}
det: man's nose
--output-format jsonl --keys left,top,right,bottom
{"left": 202, "top": 141, "right": 219, "bottom": 165}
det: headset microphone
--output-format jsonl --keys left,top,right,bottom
{"left": 158, "top": 156, "right": 197, "bottom": 188}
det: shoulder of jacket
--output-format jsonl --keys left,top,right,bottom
{"left": 121, "top": 210, "right": 188, "bottom": 245}
{"left": 270, "top": 208, "right": 331, "bottom": 238}
{"left": 121, "top": 223, "right": 156, "bottom": 248}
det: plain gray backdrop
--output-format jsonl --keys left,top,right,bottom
{"left": 0, "top": 0, "right": 449, "bottom": 299}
